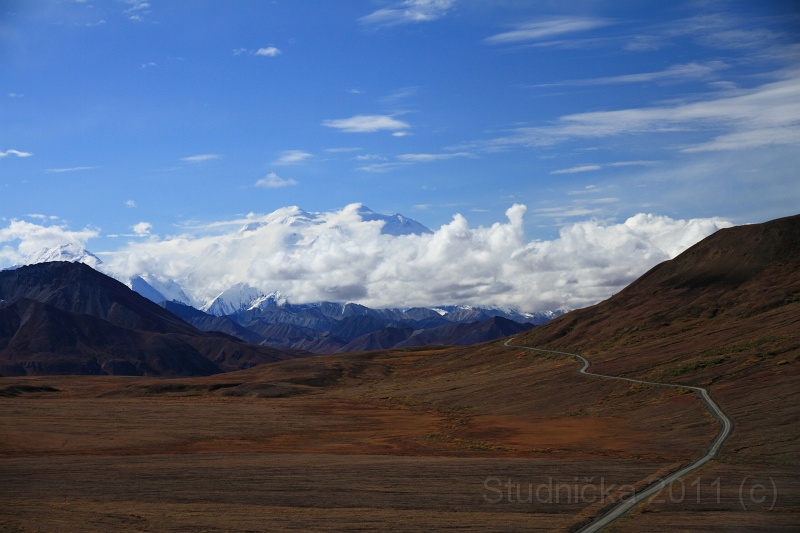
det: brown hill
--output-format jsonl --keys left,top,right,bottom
{"left": 513, "top": 213, "right": 800, "bottom": 528}
{"left": 0, "top": 262, "right": 307, "bottom": 376}
{"left": 519, "top": 213, "right": 800, "bottom": 379}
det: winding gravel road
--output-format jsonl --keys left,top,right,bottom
{"left": 503, "top": 338, "right": 733, "bottom": 533}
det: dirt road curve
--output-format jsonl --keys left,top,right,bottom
{"left": 503, "top": 338, "right": 734, "bottom": 533}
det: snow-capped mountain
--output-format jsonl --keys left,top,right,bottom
{"left": 201, "top": 282, "right": 562, "bottom": 326}
{"left": 10, "top": 243, "right": 102, "bottom": 270}
{"left": 354, "top": 205, "right": 432, "bottom": 236}
{"left": 129, "top": 274, "right": 194, "bottom": 306}
{"left": 202, "top": 283, "right": 270, "bottom": 316}
{"left": 432, "top": 305, "right": 563, "bottom": 325}
{"left": 9, "top": 244, "right": 564, "bottom": 325}
{"left": 237, "top": 204, "right": 431, "bottom": 237}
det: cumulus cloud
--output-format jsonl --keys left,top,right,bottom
{"left": 274, "top": 150, "right": 312, "bottom": 165}
{"left": 255, "top": 171, "right": 298, "bottom": 189}
{"left": 323, "top": 114, "right": 410, "bottom": 133}
{"left": 255, "top": 47, "right": 281, "bottom": 57}
{"left": 0, "top": 149, "right": 33, "bottom": 158}
{"left": 132, "top": 222, "right": 152, "bottom": 236}
{"left": 93, "top": 205, "right": 731, "bottom": 312}
{"left": 125, "top": 199, "right": 137, "bottom": 208}
{"left": 360, "top": 0, "right": 455, "bottom": 28}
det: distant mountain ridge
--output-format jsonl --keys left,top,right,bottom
{"left": 164, "top": 298, "right": 544, "bottom": 354}
{"left": 1, "top": 244, "right": 558, "bottom": 357}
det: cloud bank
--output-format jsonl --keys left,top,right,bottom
{"left": 0, "top": 207, "right": 731, "bottom": 312}
{"left": 0, "top": 219, "right": 99, "bottom": 264}
{"left": 17, "top": 205, "right": 726, "bottom": 313}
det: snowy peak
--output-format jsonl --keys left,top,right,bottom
{"left": 12, "top": 243, "right": 102, "bottom": 269}
{"left": 431, "top": 305, "right": 564, "bottom": 325}
{"left": 199, "top": 281, "right": 562, "bottom": 325}
{"left": 129, "top": 275, "right": 194, "bottom": 306}
{"left": 355, "top": 205, "right": 432, "bottom": 236}
{"left": 203, "top": 282, "right": 268, "bottom": 316}
{"left": 236, "top": 204, "right": 431, "bottom": 237}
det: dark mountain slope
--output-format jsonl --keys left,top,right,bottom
{"left": 0, "top": 263, "right": 307, "bottom": 376}
{"left": 0, "top": 262, "right": 195, "bottom": 334}
{"left": 337, "top": 327, "right": 415, "bottom": 353}
{"left": 520, "top": 214, "right": 800, "bottom": 360}
{"left": 394, "top": 316, "right": 535, "bottom": 349}
{"left": 516, "top": 213, "right": 800, "bottom": 467}
{"left": 0, "top": 299, "right": 220, "bottom": 376}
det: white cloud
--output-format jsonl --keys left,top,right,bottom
{"left": 323, "top": 114, "right": 411, "bottom": 133}
{"left": 355, "top": 154, "right": 387, "bottom": 161}
{"left": 180, "top": 153, "right": 221, "bottom": 163}
{"left": 326, "top": 147, "right": 363, "bottom": 153}
{"left": 0, "top": 220, "right": 99, "bottom": 264}
{"left": 125, "top": 1, "right": 150, "bottom": 11}
{"left": 490, "top": 70, "right": 800, "bottom": 153}
{"left": 255, "top": 171, "right": 298, "bottom": 189}
{"left": 0, "top": 207, "right": 732, "bottom": 313}
{"left": 132, "top": 222, "right": 152, "bottom": 236}
{"left": 360, "top": 0, "right": 455, "bottom": 28}
{"left": 255, "top": 47, "right": 281, "bottom": 57}
{"left": 550, "top": 164, "right": 602, "bottom": 175}
{"left": 0, "top": 149, "right": 33, "bottom": 158}
{"left": 274, "top": 150, "right": 312, "bottom": 165}
{"left": 124, "top": 0, "right": 151, "bottom": 21}
{"left": 96, "top": 205, "right": 730, "bottom": 313}
{"left": 485, "top": 17, "right": 613, "bottom": 45}
{"left": 532, "top": 61, "right": 728, "bottom": 88}
{"left": 357, "top": 162, "right": 403, "bottom": 173}
{"left": 609, "top": 160, "right": 661, "bottom": 168}
{"left": 45, "top": 166, "right": 98, "bottom": 173}
{"left": 125, "top": 200, "right": 137, "bottom": 208}
{"left": 397, "top": 152, "right": 474, "bottom": 162}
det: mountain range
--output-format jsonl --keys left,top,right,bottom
{"left": 164, "top": 298, "right": 539, "bottom": 354}
{"left": 3, "top": 206, "right": 559, "bottom": 358}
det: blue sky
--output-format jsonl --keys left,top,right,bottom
{"left": 1, "top": 1, "right": 799, "bottom": 310}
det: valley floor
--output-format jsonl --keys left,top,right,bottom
{"left": 0, "top": 342, "right": 797, "bottom": 531}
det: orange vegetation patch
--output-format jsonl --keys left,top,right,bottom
{"left": 460, "top": 413, "right": 698, "bottom": 462}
